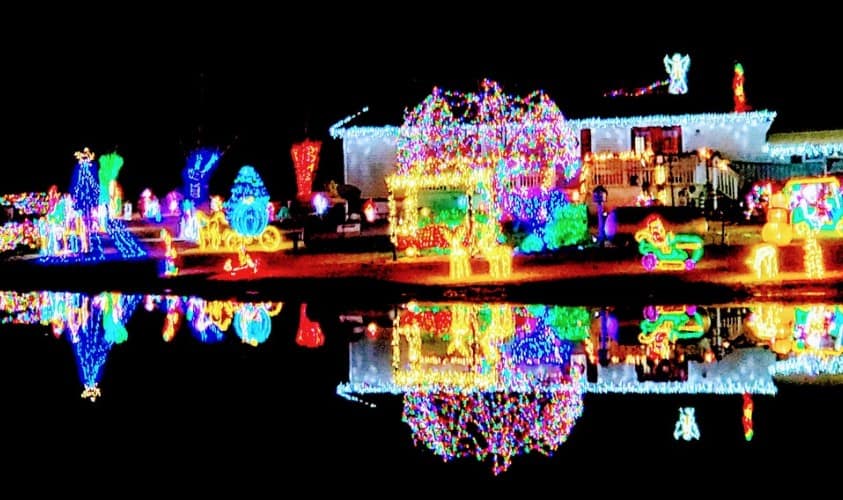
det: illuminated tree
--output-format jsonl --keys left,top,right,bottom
{"left": 403, "top": 388, "right": 583, "bottom": 475}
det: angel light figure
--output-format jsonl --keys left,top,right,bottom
{"left": 664, "top": 53, "right": 691, "bottom": 95}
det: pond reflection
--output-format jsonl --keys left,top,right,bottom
{"left": 1, "top": 290, "right": 842, "bottom": 475}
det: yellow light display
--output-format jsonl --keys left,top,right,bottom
{"left": 747, "top": 244, "right": 779, "bottom": 280}
{"left": 803, "top": 232, "right": 824, "bottom": 279}
{"left": 196, "top": 210, "right": 282, "bottom": 252}
{"left": 449, "top": 237, "right": 472, "bottom": 280}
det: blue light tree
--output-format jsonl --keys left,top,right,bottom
{"left": 225, "top": 165, "right": 270, "bottom": 237}
{"left": 71, "top": 148, "right": 100, "bottom": 220}
{"left": 183, "top": 147, "right": 222, "bottom": 209}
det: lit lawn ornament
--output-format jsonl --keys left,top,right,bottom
{"left": 183, "top": 147, "right": 221, "bottom": 209}
{"left": 747, "top": 244, "right": 779, "bottom": 280}
{"left": 448, "top": 234, "right": 472, "bottom": 280}
{"left": 223, "top": 245, "right": 258, "bottom": 276}
{"left": 98, "top": 152, "right": 123, "bottom": 220}
{"left": 673, "top": 407, "right": 700, "bottom": 441}
{"left": 291, "top": 139, "right": 322, "bottom": 202}
{"left": 160, "top": 229, "right": 178, "bottom": 277}
{"left": 164, "top": 190, "right": 183, "bottom": 217}
{"left": 178, "top": 199, "right": 199, "bottom": 242}
{"left": 635, "top": 215, "right": 703, "bottom": 271}
{"left": 664, "top": 53, "right": 690, "bottom": 95}
{"left": 733, "top": 62, "right": 751, "bottom": 113}
{"left": 225, "top": 166, "right": 270, "bottom": 237}
{"left": 139, "top": 189, "right": 161, "bottom": 222}
{"left": 783, "top": 176, "right": 843, "bottom": 238}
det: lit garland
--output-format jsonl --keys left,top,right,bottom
{"left": 0, "top": 190, "right": 55, "bottom": 216}
{"left": 328, "top": 106, "right": 369, "bottom": 139}
{"left": 291, "top": 139, "right": 322, "bottom": 201}
{"left": 733, "top": 63, "right": 751, "bottom": 113}
{"left": 0, "top": 219, "right": 41, "bottom": 253}
{"left": 635, "top": 215, "right": 703, "bottom": 271}
{"left": 766, "top": 142, "right": 843, "bottom": 160}
{"left": 402, "top": 387, "right": 583, "bottom": 475}
{"left": 603, "top": 79, "right": 669, "bottom": 98}
{"left": 183, "top": 147, "right": 221, "bottom": 207}
{"left": 769, "top": 353, "right": 843, "bottom": 377}
{"left": 225, "top": 165, "right": 271, "bottom": 237}
{"left": 569, "top": 110, "right": 777, "bottom": 131}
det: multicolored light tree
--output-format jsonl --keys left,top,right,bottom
{"left": 387, "top": 80, "right": 585, "bottom": 255}
{"left": 291, "top": 139, "right": 322, "bottom": 202}
{"left": 402, "top": 388, "right": 583, "bottom": 475}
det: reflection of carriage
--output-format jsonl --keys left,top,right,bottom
{"left": 635, "top": 215, "right": 704, "bottom": 271}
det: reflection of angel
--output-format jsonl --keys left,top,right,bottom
{"left": 673, "top": 407, "right": 700, "bottom": 441}
{"left": 664, "top": 53, "right": 690, "bottom": 95}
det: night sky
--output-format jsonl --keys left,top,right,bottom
{"left": 6, "top": 15, "right": 842, "bottom": 202}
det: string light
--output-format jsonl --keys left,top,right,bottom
{"left": 328, "top": 106, "right": 369, "bottom": 139}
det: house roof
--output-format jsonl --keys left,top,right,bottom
{"left": 767, "top": 129, "right": 843, "bottom": 145}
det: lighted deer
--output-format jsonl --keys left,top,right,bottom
{"left": 478, "top": 226, "right": 512, "bottom": 279}
{"left": 747, "top": 244, "right": 779, "bottom": 280}
{"left": 449, "top": 226, "right": 472, "bottom": 280}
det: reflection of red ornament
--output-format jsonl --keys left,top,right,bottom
{"left": 742, "top": 392, "right": 754, "bottom": 441}
{"left": 291, "top": 139, "right": 322, "bottom": 202}
{"left": 296, "top": 303, "right": 324, "bottom": 348}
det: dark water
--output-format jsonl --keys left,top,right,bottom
{"left": 1, "top": 290, "right": 841, "bottom": 486}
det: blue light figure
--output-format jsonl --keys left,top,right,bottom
{"left": 183, "top": 147, "right": 222, "bottom": 210}
{"left": 664, "top": 53, "right": 691, "bottom": 95}
{"left": 225, "top": 165, "right": 270, "bottom": 237}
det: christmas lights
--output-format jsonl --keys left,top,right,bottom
{"left": 747, "top": 244, "right": 779, "bottom": 280}
{"left": 664, "top": 53, "right": 691, "bottom": 95}
{"left": 296, "top": 303, "right": 325, "bottom": 348}
{"left": 291, "top": 139, "right": 322, "bottom": 201}
{"left": 733, "top": 63, "right": 751, "bottom": 113}
{"left": 673, "top": 407, "right": 700, "bottom": 441}
{"left": 183, "top": 147, "right": 221, "bottom": 207}
{"left": 225, "top": 166, "right": 271, "bottom": 237}
{"left": 742, "top": 393, "right": 754, "bottom": 441}
{"left": 234, "top": 302, "right": 282, "bottom": 347}
{"left": 635, "top": 215, "right": 703, "bottom": 271}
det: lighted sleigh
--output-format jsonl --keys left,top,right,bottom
{"left": 635, "top": 215, "right": 703, "bottom": 271}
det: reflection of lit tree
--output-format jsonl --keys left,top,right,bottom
{"left": 402, "top": 387, "right": 583, "bottom": 475}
